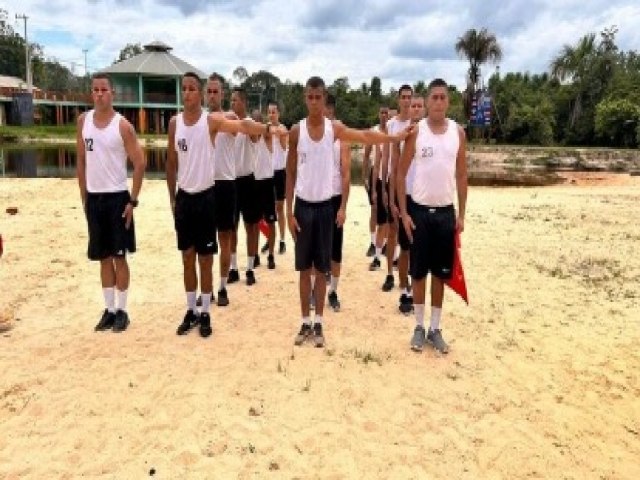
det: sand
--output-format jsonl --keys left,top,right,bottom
{"left": 0, "top": 174, "right": 639, "bottom": 479}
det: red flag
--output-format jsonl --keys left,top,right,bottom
{"left": 258, "top": 219, "right": 269, "bottom": 238}
{"left": 445, "top": 230, "right": 468, "bottom": 304}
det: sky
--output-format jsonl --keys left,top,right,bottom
{"left": 3, "top": 0, "right": 640, "bottom": 91}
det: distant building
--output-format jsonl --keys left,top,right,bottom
{"left": 99, "top": 41, "right": 206, "bottom": 134}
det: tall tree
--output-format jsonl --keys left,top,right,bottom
{"left": 455, "top": 28, "right": 503, "bottom": 91}
{"left": 232, "top": 66, "right": 248, "bottom": 85}
{"left": 113, "top": 42, "right": 143, "bottom": 64}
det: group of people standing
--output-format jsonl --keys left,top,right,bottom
{"left": 76, "top": 71, "right": 467, "bottom": 354}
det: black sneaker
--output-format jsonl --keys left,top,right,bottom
{"left": 228, "top": 269, "right": 240, "bottom": 284}
{"left": 328, "top": 291, "right": 340, "bottom": 312}
{"left": 366, "top": 243, "right": 375, "bottom": 257}
{"left": 382, "top": 274, "right": 394, "bottom": 292}
{"left": 267, "top": 254, "right": 276, "bottom": 269}
{"left": 369, "top": 257, "right": 381, "bottom": 271}
{"left": 199, "top": 312, "right": 212, "bottom": 338}
{"left": 95, "top": 309, "right": 116, "bottom": 331}
{"left": 217, "top": 288, "right": 229, "bottom": 307}
{"left": 398, "top": 294, "right": 413, "bottom": 315}
{"left": 279, "top": 241, "right": 286, "bottom": 254}
{"left": 312, "top": 323, "right": 325, "bottom": 348}
{"left": 112, "top": 309, "right": 130, "bottom": 333}
{"left": 254, "top": 254, "right": 261, "bottom": 268}
{"left": 246, "top": 270, "right": 256, "bottom": 286}
{"left": 411, "top": 325, "right": 426, "bottom": 352}
{"left": 260, "top": 241, "right": 269, "bottom": 254}
{"left": 294, "top": 323, "right": 312, "bottom": 345}
{"left": 177, "top": 309, "right": 199, "bottom": 335}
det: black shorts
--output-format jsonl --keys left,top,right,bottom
{"left": 331, "top": 194, "right": 344, "bottom": 263}
{"left": 174, "top": 186, "right": 217, "bottom": 255}
{"left": 214, "top": 179, "right": 237, "bottom": 232}
{"left": 256, "top": 177, "right": 277, "bottom": 223}
{"left": 273, "top": 168, "right": 286, "bottom": 201}
{"left": 398, "top": 195, "right": 414, "bottom": 251}
{"left": 86, "top": 190, "right": 136, "bottom": 261}
{"left": 409, "top": 203, "right": 455, "bottom": 281}
{"left": 235, "top": 174, "right": 260, "bottom": 225}
{"left": 375, "top": 179, "right": 390, "bottom": 225}
{"left": 294, "top": 197, "right": 333, "bottom": 273}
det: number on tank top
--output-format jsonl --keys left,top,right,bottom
{"left": 84, "top": 138, "right": 94, "bottom": 152}
{"left": 178, "top": 139, "right": 188, "bottom": 152}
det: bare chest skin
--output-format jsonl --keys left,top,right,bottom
{"left": 306, "top": 116, "right": 326, "bottom": 142}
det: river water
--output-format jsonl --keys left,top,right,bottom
{"left": 0, "top": 144, "right": 365, "bottom": 184}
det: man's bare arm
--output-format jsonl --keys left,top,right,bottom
{"left": 166, "top": 117, "right": 178, "bottom": 210}
{"left": 120, "top": 119, "right": 145, "bottom": 201}
{"left": 76, "top": 113, "right": 87, "bottom": 206}
{"left": 456, "top": 126, "right": 468, "bottom": 232}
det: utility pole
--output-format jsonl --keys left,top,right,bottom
{"left": 15, "top": 14, "right": 32, "bottom": 93}
{"left": 83, "top": 49, "right": 88, "bottom": 76}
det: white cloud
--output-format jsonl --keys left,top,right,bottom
{"left": 5, "top": 0, "right": 639, "bottom": 91}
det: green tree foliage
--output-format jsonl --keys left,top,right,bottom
{"left": 113, "top": 43, "right": 142, "bottom": 64}
{"left": 595, "top": 98, "right": 640, "bottom": 147}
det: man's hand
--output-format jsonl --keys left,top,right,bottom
{"left": 287, "top": 212, "right": 300, "bottom": 242}
{"left": 122, "top": 203, "right": 134, "bottom": 229}
{"left": 456, "top": 215, "right": 465, "bottom": 233}
{"left": 336, "top": 208, "right": 346, "bottom": 228}
{"left": 401, "top": 213, "right": 415, "bottom": 244}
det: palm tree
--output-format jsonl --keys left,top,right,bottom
{"left": 455, "top": 28, "right": 503, "bottom": 92}
{"left": 550, "top": 33, "right": 597, "bottom": 129}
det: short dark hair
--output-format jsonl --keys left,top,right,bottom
{"left": 428, "top": 78, "right": 448, "bottom": 92}
{"left": 267, "top": 100, "right": 280, "bottom": 110}
{"left": 208, "top": 72, "right": 224, "bottom": 84}
{"left": 91, "top": 73, "right": 112, "bottom": 88}
{"left": 326, "top": 94, "right": 336, "bottom": 108}
{"left": 232, "top": 87, "right": 247, "bottom": 102}
{"left": 305, "top": 76, "right": 325, "bottom": 90}
{"left": 399, "top": 84, "right": 413, "bottom": 95}
{"left": 183, "top": 71, "right": 202, "bottom": 90}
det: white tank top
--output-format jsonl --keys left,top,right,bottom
{"left": 82, "top": 110, "right": 128, "bottom": 193}
{"left": 332, "top": 139, "right": 342, "bottom": 196}
{"left": 272, "top": 134, "right": 286, "bottom": 171}
{"left": 295, "top": 117, "right": 334, "bottom": 202}
{"left": 411, "top": 118, "right": 460, "bottom": 207}
{"left": 254, "top": 136, "right": 273, "bottom": 180}
{"left": 175, "top": 111, "right": 215, "bottom": 193}
{"left": 386, "top": 116, "right": 411, "bottom": 182}
{"left": 234, "top": 117, "right": 255, "bottom": 178}
{"left": 213, "top": 122, "right": 236, "bottom": 181}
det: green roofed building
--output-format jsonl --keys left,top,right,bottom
{"left": 98, "top": 41, "right": 206, "bottom": 134}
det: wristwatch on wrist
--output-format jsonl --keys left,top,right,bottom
{"left": 129, "top": 198, "right": 139, "bottom": 208}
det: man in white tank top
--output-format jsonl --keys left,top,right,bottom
{"left": 324, "top": 95, "right": 351, "bottom": 312}
{"left": 228, "top": 87, "right": 262, "bottom": 286}
{"left": 76, "top": 73, "right": 145, "bottom": 333}
{"left": 396, "top": 94, "right": 426, "bottom": 315}
{"left": 362, "top": 105, "right": 389, "bottom": 258}
{"left": 287, "top": 76, "right": 412, "bottom": 348}
{"left": 250, "top": 109, "right": 283, "bottom": 270}
{"left": 397, "top": 78, "right": 468, "bottom": 354}
{"left": 207, "top": 73, "right": 237, "bottom": 307}
{"left": 375, "top": 85, "right": 413, "bottom": 293}
{"left": 167, "top": 72, "right": 283, "bottom": 338}
{"left": 261, "top": 101, "right": 288, "bottom": 256}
